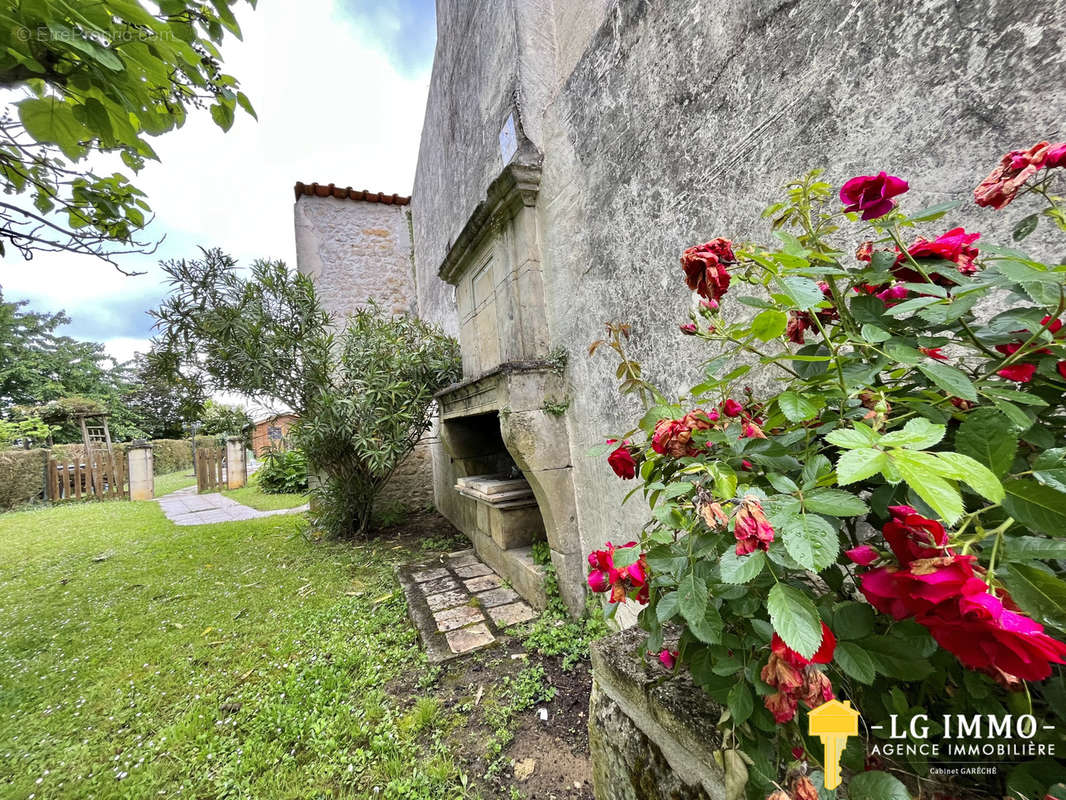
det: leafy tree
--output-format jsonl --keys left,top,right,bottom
{"left": 0, "top": 415, "right": 52, "bottom": 448}
{"left": 124, "top": 347, "right": 205, "bottom": 439}
{"left": 199, "top": 398, "right": 251, "bottom": 437}
{"left": 0, "top": 0, "right": 255, "bottom": 269}
{"left": 152, "top": 248, "right": 461, "bottom": 536}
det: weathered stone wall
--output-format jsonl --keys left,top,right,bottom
{"left": 294, "top": 193, "right": 431, "bottom": 513}
{"left": 589, "top": 628, "right": 726, "bottom": 800}
{"left": 413, "top": 0, "right": 1066, "bottom": 577}
{"left": 294, "top": 195, "right": 416, "bottom": 324}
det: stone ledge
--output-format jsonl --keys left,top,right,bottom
{"left": 589, "top": 628, "right": 726, "bottom": 800}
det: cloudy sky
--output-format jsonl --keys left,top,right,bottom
{"left": 1, "top": 0, "right": 436, "bottom": 365}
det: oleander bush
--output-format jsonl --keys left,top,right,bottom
{"left": 590, "top": 141, "right": 1066, "bottom": 799}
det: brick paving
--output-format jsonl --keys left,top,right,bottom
{"left": 156, "top": 485, "right": 309, "bottom": 526}
{"left": 396, "top": 548, "right": 538, "bottom": 661}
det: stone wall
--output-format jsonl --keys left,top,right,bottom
{"left": 589, "top": 628, "right": 726, "bottom": 800}
{"left": 293, "top": 189, "right": 433, "bottom": 514}
{"left": 294, "top": 194, "right": 416, "bottom": 324}
{"left": 412, "top": 0, "right": 1066, "bottom": 589}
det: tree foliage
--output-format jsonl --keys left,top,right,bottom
{"left": 152, "top": 249, "right": 461, "bottom": 536}
{"left": 0, "top": 0, "right": 255, "bottom": 268}
{"left": 123, "top": 347, "right": 206, "bottom": 439}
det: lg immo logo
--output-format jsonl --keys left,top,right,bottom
{"left": 809, "top": 703, "right": 1058, "bottom": 786}
{"left": 868, "top": 713, "right": 1058, "bottom": 761}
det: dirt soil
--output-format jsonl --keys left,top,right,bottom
{"left": 382, "top": 512, "right": 596, "bottom": 800}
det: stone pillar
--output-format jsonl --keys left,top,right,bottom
{"left": 127, "top": 442, "right": 154, "bottom": 501}
{"left": 225, "top": 436, "right": 247, "bottom": 489}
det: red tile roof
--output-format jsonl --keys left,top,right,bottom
{"left": 293, "top": 181, "right": 410, "bottom": 205}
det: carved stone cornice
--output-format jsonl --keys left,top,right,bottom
{"left": 438, "top": 158, "right": 543, "bottom": 285}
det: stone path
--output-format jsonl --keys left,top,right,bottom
{"left": 397, "top": 548, "right": 538, "bottom": 662}
{"left": 157, "top": 485, "right": 309, "bottom": 526}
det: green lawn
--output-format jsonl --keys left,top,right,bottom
{"left": 222, "top": 472, "right": 308, "bottom": 511}
{"left": 153, "top": 468, "right": 197, "bottom": 496}
{"left": 0, "top": 500, "right": 468, "bottom": 798}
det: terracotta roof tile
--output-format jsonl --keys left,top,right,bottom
{"left": 293, "top": 181, "right": 410, "bottom": 205}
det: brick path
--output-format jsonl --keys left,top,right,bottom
{"left": 397, "top": 548, "right": 537, "bottom": 661}
{"left": 157, "top": 486, "right": 309, "bottom": 526}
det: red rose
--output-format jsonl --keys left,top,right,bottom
{"left": 651, "top": 410, "right": 714, "bottom": 458}
{"left": 840, "top": 171, "right": 909, "bottom": 220}
{"left": 721, "top": 398, "right": 744, "bottom": 417}
{"left": 997, "top": 362, "right": 1038, "bottom": 383}
{"left": 679, "top": 322, "right": 698, "bottom": 335}
{"left": 974, "top": 142, "right": 1051, "bottom": 209}
{"left": 733, "top": 495, "right": 774, "bottom": 555}
{"left": 764, "top": 691, "right": 799, "bottom": 723}
{"left": 681, "top": 239, "right": 735, "bottom": 302}
{"left": 892, "top": 227, "right": 981, "bottom": 285}
{"left": 881, "top": 509, "right": 948, "bottom": 565}
{"left": 586, "top": 542, "right": 649, "bottom": 605}
{"left": 786, "top": 310, "right": 811, "bottom": 344}
{"left": 606, "top": 440, "right": 637, "bottom": 480}
{"left": 1046, "top": 142, "right": 1066, "bottom": 169}
{"left": 919, "top": 347, "right": 948, "bottom": 361}
{"left": 771, "top": 622, "right": 836, "bottom": 667}
{"left": 919, "top": 590, "right": 1066, "bottom": 681}
{"left": 658, "top": 649, "right": 678, "bottom": 670}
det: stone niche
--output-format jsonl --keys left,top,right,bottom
{"left": 435, "top": 156, "right": 586, "bottom": 617}
{"left": 589, "top": 628, "right": 727, "bottom": 800}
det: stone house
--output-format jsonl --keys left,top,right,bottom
{"left": 298, "top": 0, "right": 1065, "bottom": 617}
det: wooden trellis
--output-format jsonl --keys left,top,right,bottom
{"left": 45, "top": 411, "right": 128, "bottom": 502}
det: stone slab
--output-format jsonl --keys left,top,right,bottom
{"left": 464, "top": 574, "right": 502, "bottom": 592}
{"left": 476, "top": 587, "right": 520, "bottom": 607}
{"left": 421, "top": 576, "right": 460, "bottom": 594}
{"left": 487, "top": 601, "right": 536, "bottom": 627}
{"left": 425, "top": 589, "right": 470, "bottom": 611}
{"left": 454, "top": 562, "right": 492, "bottom": 578}
{"left": 412, "top": 567, "right": 450, "bottom": 583}
{"left": 433, "top": 604, "right": 486, "bottom": 632}
{"left": 445, "top": 623, "right": 494, "bottom": 654}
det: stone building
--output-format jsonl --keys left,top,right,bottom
{"left": 408, "top": 0, "right": 1066, "bottom": 617}
{"left": 293, "top": 182, "right": 436, "bottom": 514}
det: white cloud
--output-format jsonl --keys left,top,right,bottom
{"left": 0, "top": 1, "right": 432, "bottom": 347}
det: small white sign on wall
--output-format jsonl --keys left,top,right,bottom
{"left": 499, "top": 113, "right": 518, "bottom": 164}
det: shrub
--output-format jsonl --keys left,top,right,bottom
{"left": 590, "top": 144, "right": 1066, "bottom": 797}
{"left": 0, "top": 449, "right": 48, "bottom": 509}
{"left": 151, "top": 251, "right": 461, "bottom": 537}
{"left": 256, "top": 447, "right": 308, "bottom": 494}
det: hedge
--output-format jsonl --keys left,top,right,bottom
{"left": 0, "top": 437, "right": 225, "bottom": 511}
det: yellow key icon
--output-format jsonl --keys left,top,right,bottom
{"left": 807, "top": 699, "right": 860, "bottom": 790}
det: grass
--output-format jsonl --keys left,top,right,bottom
{"left": 153, "top": 468, "right": 197, "bottom": 496}
{"left": 0, "top": 500, "right": 469, "bottom": 799}
{"left": 221, "top": 472, "right": 308, "bottom": 511}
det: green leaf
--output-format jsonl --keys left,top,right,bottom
{"left": 688, "top": 604, "right": 724, "bottom": 644}
{"left": 835, "top": 448, "right": 888, "bottom": 485}
{"left": 908, "top": 199, "right": 963, "bottom": 222}
{"left": 918, "top": 362, "right": 977, "bottom": 402}
{"left": 848, "top": 771, "right": 911, "bottom": 800}
{"left": 1034, "top": 448, "right": 1066, "bottom": 493}
{"left": 18, "top": 97, "right": 90, "bottom": 160}
{"left": 878, "top": 417, "right": 945, "bottom": 450}
{"left": 751, "top": 309, "right": 787, "bottom": 341}
{"left": 210, "top": 101, "right": 235, "bottom": 132}
{"left": 778, "top": 391, "right": 820, "bottom": 422}
{"left": 612, "top": 546, "right": 639, "bottom": 568}
{"left": 825, "top": 424, "right": 880, "bottom": 450}
{"left": 1004, "top": 536, "right": 1066, "bottom": 562}
{"left": 860, "top": 323, "right": 891, "bottom": 343}
{"left": 892, "top": 450, "right": 964, "bottom": 524}
{"left": 803, "top": 488, "right": 868, "bottom": 517}
{"left": 955, "top": 408, "right": 1018, "bottom": 477}
{"left": 776, "top": 276, "right": 825, "bottom": 310}
{"left": 781, "top": 514, "right": 839, "bottom": 572}
{"left": 1001, "top": 564, "right": 1066, "bottom": 632}
{"left": 718, "top": 549, "right": 766, "bottom": 584}
{"left": 656, "top": 591, "right": 679, "bottom": 623}
{"left": 933, "top": 451, "right": 1005, "bottom": 503}
{"left": 886, "top": 295, "right": 942, "bottom": 317}
{"left": 767, "top": 583, "right": 823, "bottom": 660}
{"left": 1002, "top": 479, "right": 1066, "bottom": 537}
{"left": 834, "top": 641, "right": 876, "bottom": 684}
{"left": 727, "top": 682, "right": 754, "bottom": 725}
{"left": 832, "top": 601, "right": 875, "bottom": 640}
{"left": 678, "top": 573, "right": 710, "bottom": 627}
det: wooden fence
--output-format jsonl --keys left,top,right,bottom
{"left": 47, "top": 452, "right": 128, "bottom": 501}
{"left": 196, "top": 447, "right": 225, "bottom": 492}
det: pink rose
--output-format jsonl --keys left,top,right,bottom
{"left": 845, "top": 544, "right": 879, "bottom": 566}
{"left": 840, "top": 171, "right": 909, "bottom": 220}
{"left": 734, "top": 495, "right": 774, "bottom": 555}
{"left": 658, "top": 649, "right": 678, "bottom": 670}
{"left": 721, "top": 398, "right": 743, "bottom": 417}
{"left": 679, "top": 322, "right": 698, "bottom": 335}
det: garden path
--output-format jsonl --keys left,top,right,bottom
{"left": 157, "top": 485, "right": 309, "bottom": 525}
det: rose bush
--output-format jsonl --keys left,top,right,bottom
{"left": 589, "top": 144, "right": 1066, "bottom": 799}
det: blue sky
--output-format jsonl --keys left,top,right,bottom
{"left": 1, "top": 0, "right": 437, "bottom": 365}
